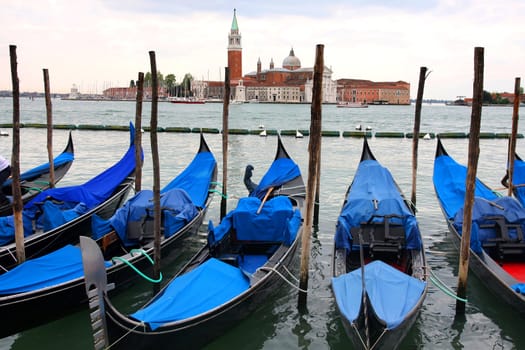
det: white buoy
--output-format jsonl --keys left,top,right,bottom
{"left": 423, "top": 133, "right": 431, "bottom": 140}
{"left": 296, "top": 130, "right": 303, "bottom": 138}
{"left": 259, "top": 129, "right": 267, "bottom": 137}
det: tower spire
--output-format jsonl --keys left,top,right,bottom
{"left": 227, "top": 9, "right": 242, "bottom": 81}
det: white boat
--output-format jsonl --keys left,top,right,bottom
{"left": 337, "top": 102, "right": 368, "bottom": 108}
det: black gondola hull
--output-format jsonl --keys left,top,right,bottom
{"left": 0, "top": 177, "right": 134, "bottom": 273}
{"left": 102, "top": 233, "right": 301, "bottom": 350}
{"left": 0, "top": 205, "right": 208, "bottom": 338}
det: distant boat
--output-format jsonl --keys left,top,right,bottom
{"left": 168, "top": 97, "right": 205, "bottom": 104}
{"left": 355, "top": 125, "right": 362, "bottom": 131}
{"left": 0, "top": 131, "right": 8, "bottom": 137}
{"left": 337, "top": 102, "right": 368, "bottom": 108}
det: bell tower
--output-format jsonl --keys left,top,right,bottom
{"left": 227, "top": 9, "right": 242, "bottom": 81}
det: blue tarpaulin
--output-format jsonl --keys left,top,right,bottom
{"left": 161, "top": 149, "right": 216, "bottom": 208}
{"left": 4, "top": 150, "right": 74, "bottom": 187}
{"left": 512, "top": 158, "right": 525, "bottom": 207}
{"left": 433, "top": 153, "right": 498, "bottom": 219}
{"left": 91, "top": 140, "right": 216, "bottom": 245}
{"left": 92, "top": 189, "right": 198, "bottom": 246}
{"left": 208, "top": 196, "right": 301, "bottom": 247}
{"left": 334, "top": 159, "right": 422, "bottom": 251}
{"left": 131, "top": 258, "right": 250, "bottom": 330}
{"left": 453, "top": 196, "right": 525, "bottom": 253}
{"left": 0, "top": 122, "right": 141, "bottom": 246}
{"left": 0, "top": 245, "right": 111, "bottom": 295}
{"left": 332, "top": 260, "right": 426, "bottom": 329}
{"left": 250, "top": 158, "right": 301, "bottom": 200}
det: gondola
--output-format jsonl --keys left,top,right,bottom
{"left": 0, "top": 132, "right": 75, "bottom": 216}
{"left": 332, "top": 138, "right": 427, "bottom": 350}
{"left": 0, "top": 122, "right": 140, "bottom": 273}
{"left": 0, "top": 133, "right": 217, "bottom": 337}
{"left": 501, "top": 153, "right": 525, "bottom": 207}
{"left": 433, "top": 137, "right": 525, "bottom": 313}
{"left": 80, "top": 136, "right": 305, "bottom": 349}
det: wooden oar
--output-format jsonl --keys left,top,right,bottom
{"left": 257, "top": 186, "right": 274, "bottom": 214}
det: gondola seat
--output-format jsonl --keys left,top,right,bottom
{"left": 351, "top": 216, "right": 406, "bottom": 260}
{"left": 480, "top": 215, "right": 525, "bottom": 258}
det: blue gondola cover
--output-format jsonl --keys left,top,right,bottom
{"left": 335, "top": 159, "right": 422, "bottom": 251}
{"left": 250, "top": 158, "right": 301, "bottom": 200}
{"left": 332, "top": 260, "right": 426, "bottom": 329}
{"left": 0, "top": 245, "right": 111, "bottom": 295}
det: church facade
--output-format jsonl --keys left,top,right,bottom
{"left": 193, "top": 9, "right": 409, "bottom": 105}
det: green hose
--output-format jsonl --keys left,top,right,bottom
{"left": 429, "top": 268, "right": 468, "bottom": 303}
{"left": 112, "top": 249, "right": 162, "bottom": 283}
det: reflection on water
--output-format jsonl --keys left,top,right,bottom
{"left": 0, "top": 99, "right": 524, "bottom": 349}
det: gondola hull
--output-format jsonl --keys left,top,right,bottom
{"left": 433, "top": 138, "right": 525, "bottom": 314}
{"left": 0, "top": 204, "right": 207, "bottom": 338}
{"left": 0, "top": 132, "right": 75, "bottom": 216}
{"left": 102, "top": 236, "right": 300, "bottom": 350}
{"left": 0, "top": 178, "right": 133, "bottom": 273}
{"left": 444, "top": 219, "right": 525, "bottom": 313}
{"left": 332, "top": 138, "right": 427, "bottom": 350}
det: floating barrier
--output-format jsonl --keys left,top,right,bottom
{"left": 374, "top": 131, "right": 405, "bottom": 138}
{"left": 227, "top": 129, "right": 250, "bottom": 135}
{"left": 142, "top": 126, "right": 165, "bottom": 132}
{"left": 23, "top": 123, "right": 47, "bottom": 128}
{"left": 164, "top": 127, "right": 191, "bottom": 133}
{"left": 194, "top": 127, "right": 220, "bottom": 134}
{"left": 105, "top": 125, "right": 130, "bottom": 131}
{"left": 437, "top": 132, "right": 468, "bottom": 138}
{"left": 53, "top": 124, "right": 77, "bottom": 130}
{"left": 495, "top": 133, "right": 524, "bottom": 139}
{"left": 77, "top": 124, "right": 106, "bottom": 130}
{"left": 406, "top": 132, "right": 435, "bottom": 139}
{"left": 342, "top": 131, "right": 372, "bottom": 138}
{"left": 321, "top": 130, "right": 340, "bottom": 137}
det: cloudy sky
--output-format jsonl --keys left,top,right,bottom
{"left": 1, "top": 0, "right": 524, "bottom": 99}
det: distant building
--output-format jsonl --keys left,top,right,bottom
{"left": 193, "top": 10, "right": 337, "bottom": 103}
{"left": 337, "top": 79, "right": 411, "bottom": 105}
{"left": 102, "top": 86, "right": 168, "bottom": 100}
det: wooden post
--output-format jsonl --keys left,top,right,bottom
{"left": 456, "top": 47, "right": 484, "bottom": 313}
{"left": 43, "top": 68, "right": 55, "bottom": 188}
{"left": 10, "top": 45, "right": 25, "bottom": 263}
{"left": 411, "top": 67, "right": 428, "bottom": 209}
{"left": 507, "top": 77, "right": 521, "bottom": 197}
{"left": 134, "top": 72, "right": 144, "bottom": 193}
{"left": 313, "top": 161, "right": 321, "bottom": 226}
{"left": 149, "top": 52, "right": 161, "bottom": 288}
{"left": 220, "top": 67, "right": 230, "bottom": 219}
{"left": 298, "top": 44, "right": 323, "bottom": 307}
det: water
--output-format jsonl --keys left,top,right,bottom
{"left": 0, "top": 97, "right": 523, "bottom": 349}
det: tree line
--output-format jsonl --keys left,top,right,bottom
{"left": 129, "top": 72, "right": 194, "bottom": 97}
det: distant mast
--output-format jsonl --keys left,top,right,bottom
{"left": 227, "top": 9, "right": 242, "bottom": 81}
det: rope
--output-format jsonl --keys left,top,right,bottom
{"left": 428, "top": 268, "right": 468, "bottom": 303}
{"left": 258, "top": 266, "right": 308, "bottom": 293}
{"left": 111, "top": 249, "right": 162, "bottom": 283}
{"left": 210, "top": 181, "right": 223, "bottom": 188}
{"left": 209, "top": 189, "right": 228, "bottom": 199}
{"left": 106, "top": 321, "right": 146, "bottom": 350}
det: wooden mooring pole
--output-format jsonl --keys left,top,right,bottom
{"left": 507, "top": 77, "right": 521, "bottom": 197}
{"left": 43, "top": 68, "right": 55, "bottom": 188}
{"left": 9, "top": 45, "right": 25, "bottom": 263}
{"left": 298, "top": 44, "right": 323, "bottom": 308}
{"left": 134, "top": 72, "right": 144, "bottom": 193}
{"left": 220, "top": 67, "right": 230, "bottom": 219}
{"left": 456, "top": 47, "right": 484, "bottom": 314}
{"left": 149, "top": 52, "right": 162, "bottom": 290}
{"left": 411, "top": 66, "right": 428, "bottom": 209}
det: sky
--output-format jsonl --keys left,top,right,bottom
{"left": 1, "top": 0, "right": 524, "bottom": 100}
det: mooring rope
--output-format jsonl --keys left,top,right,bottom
{"left": 428, "top": 267, "right": 468, "bottom": 303}
{"left": 258, "top": 266, "right": 308, "bottom": 293}
{"left": 111, "top": 249, "right": 162, "bottom": 283}
{"left": 106, "top": 321, "right": 146, "bottom": 350}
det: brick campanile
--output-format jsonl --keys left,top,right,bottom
{"left": 227, "top": 9, "right": 242, "bottom": 81}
